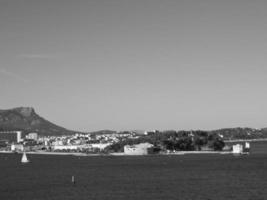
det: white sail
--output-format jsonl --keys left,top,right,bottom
{"left": 21, "top": 152, "right": 29, "bottom": 163}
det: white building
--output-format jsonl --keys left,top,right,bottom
{"left": 90, "top": 143, "right": 111, "bottom": 150}
{"left": 232, "top": 144, "right": 243, "bottom": 154}
{"left": 17, "top": 131, "right": 22, "bottom": 143}
{"left": 44, "top": 140, "right": 49, "bottom": 146}
{"left": 11, "top": 143, "right": 24, "bottom": 152}
{"left": 53, "top": 144, "right": 89, "bottom": 151}
{"left": 245, "top": 142, "right": 250, "bottom": 149}
{"left": 26, "top": 133, "right": 38, "bottom": 141}
{"left": 0, "top": 131, "right": 22, "bottom": 143}
{"left": 53, "top": 140, "right": 64, "bottom": 146}
{"left": 144, "top": 130, "right": 159, "bottom": 135}
{"left": 53, "top": 145, "right": 80, "bottom": 151}
{"left": 244, "top": 142, "right": 250, "bottom": 153}
{"left": 124, "top": 143, "right": 153, "bottom": 155}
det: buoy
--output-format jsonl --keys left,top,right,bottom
{"left": 72, "top": 175, "right": 75, "bottom": 185}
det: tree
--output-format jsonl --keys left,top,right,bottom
{"left": 208, "top": 137, "right": 225, "bottom": 151}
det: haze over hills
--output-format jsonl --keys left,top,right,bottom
{"left": 0, "top": 107, "right": 76, "bottom": 136}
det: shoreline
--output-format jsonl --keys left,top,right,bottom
{"left": 0, "top": 150, "right": 242, "bottom": 156}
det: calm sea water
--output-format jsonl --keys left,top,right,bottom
{"left": 1, "top": 142, "right": 267, "bottom": 200}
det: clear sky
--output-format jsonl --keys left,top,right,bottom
{"left": 1, "top": 0, "right": 267, "bottom": 131}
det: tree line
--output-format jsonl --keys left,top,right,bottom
{"left": 105, "top": 130, "right": 225, "bottom": 153}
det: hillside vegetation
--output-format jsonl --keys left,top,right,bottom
{"left": 0, "top": 107, "right": 75, "bottom": 136}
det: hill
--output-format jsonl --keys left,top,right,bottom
{"left": 210, "top": 127, "right": 267, "bottom": 140}
{"left": 0, "top": 107, "right": 75, "bottom": 136}
{"left": 89, "top": 130, "right": 117, "bottom": 135}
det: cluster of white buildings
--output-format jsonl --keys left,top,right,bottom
{"left": 2, "top": 131, "right": 140, "bottom": 152}
{"left": 232, "top": 142, "right": 250, "bottom": 154}
{"left": 25, "top": 133, "right": 38, "bottom": 141}
{"left": 0, "top": 128, "right": 255, "bottom": 156}
{"left": 38, "top": 132, "right": 140, "bottom": 152}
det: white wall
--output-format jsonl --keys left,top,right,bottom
{"left": 124, "top": 143, "right": 153, "bottom": 155}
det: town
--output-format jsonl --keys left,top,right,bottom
{"left": 0, "top": 130, "right": 251, "bottom": 155}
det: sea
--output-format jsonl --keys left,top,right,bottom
{"left": 1, "top": 141, "right": 267, "bottom": 200}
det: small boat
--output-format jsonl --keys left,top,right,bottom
{"left": 21, "top": 152, "right": 30, "bottom": 163}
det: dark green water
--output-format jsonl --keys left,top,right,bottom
{"left": 1, "top": 142, "right": 267, "bottom": 200}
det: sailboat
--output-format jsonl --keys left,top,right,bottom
{"left": 21, "top": 152, "right": 30, "bottom": 163}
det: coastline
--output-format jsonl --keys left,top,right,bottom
{"left": 0, "top": 150, "right": 237, "bottom": 156}
{"left": 0, "top": 151, "right": 98, "bottom": 156}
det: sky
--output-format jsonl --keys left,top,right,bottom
{"left": 0, "top": 0, "right": 267, "bottom": 131}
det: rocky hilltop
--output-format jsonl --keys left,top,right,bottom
{"left": 0, "top": 107, "right": 75, "bottom": 136}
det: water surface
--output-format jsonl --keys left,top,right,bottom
{"left": 1, "top": 142, "right": 267, "bottom": 200}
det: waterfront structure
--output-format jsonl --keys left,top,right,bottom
{"left": 0, "top": 131, "right": 22, "bottom": 143}
{"left": 90, "top": 143, "right": 111, "bottom": 150}
{"left": 232, "top": 144, "right": 243, "bottom": 154}
{"left": 245, "top": 142, "right": 250, "bottom": 149}
{"left": 244, "top": 142, "right": 250, "bottom": 153}
{"left": 124, "top": 143, "right": 153, "bottom": 155}
{"left": 11, "top": 143, "right": 24, "bottom": 152}
{"left": 52, "top": 143, "right": 111, "bottom": 152}
{"left": 53, "top": 145, "right": 81, "bottom": 151}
